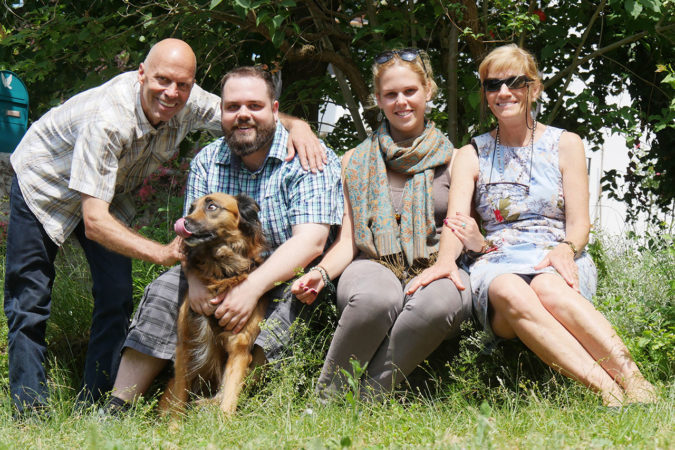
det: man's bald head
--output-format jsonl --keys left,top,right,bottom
{"left": 138, "top": 39, "right": 197, "bottom": 125}
{"left": 144, "top": 38, "right": 197, "bottom": 76}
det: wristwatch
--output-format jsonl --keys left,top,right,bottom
{"left": 465, "top": 240, "right": 496, "bottom": 260}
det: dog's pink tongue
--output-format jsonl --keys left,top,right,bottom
{"left": 174, "top": 217, "right": 192, "bottom": 238}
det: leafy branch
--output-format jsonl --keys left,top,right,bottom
{"left": 544, "top": 21, "right": 675, "bottom": 89}
{"left": 546, "top": 0, "right": 607, "bottom": 123}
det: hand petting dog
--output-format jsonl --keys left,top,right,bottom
{"left": 213, "top": 278, "right": 263, "bottom": 333}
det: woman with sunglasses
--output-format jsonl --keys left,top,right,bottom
{"left": 291, "top": 48, "right": 474, "bottom": 397}
{"left": 409, "top": 44, "right": 656, "bottom": 406}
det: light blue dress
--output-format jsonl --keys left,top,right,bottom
{"left": 470, "top": 125, "right": 597, "bottom": 337}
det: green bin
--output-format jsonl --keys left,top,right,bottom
{"left": 1, "top": 70, "right": 29, "bottom": 153}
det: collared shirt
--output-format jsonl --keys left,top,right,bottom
{"left": 11, "top": 71, "right": 222, "bottom": 245}
{"left": 185, "top": 123, "right": 343, "bottom": 251}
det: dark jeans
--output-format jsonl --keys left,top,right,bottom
{"left": 3, "top": 176, "right": 133, "bottom": 412}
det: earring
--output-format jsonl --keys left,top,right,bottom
{"left": 377, "top": 109, "right": 383, "bottom": 122}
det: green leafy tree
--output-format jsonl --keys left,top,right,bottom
{"left": 1, "top": 0, "right": 673, "bottom": 223}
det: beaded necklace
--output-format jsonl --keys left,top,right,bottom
{"left": 486, "top": 120, "right": 537, "bottom": 222}
{"left": 488, "top": 120, "right": 537, "bottom": 187}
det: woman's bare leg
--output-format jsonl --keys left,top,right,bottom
{"left": 530, "top": 274, "right": 656, "bottom": 403}
{"left": 489, "top": 274, "right": 625, "bottom": 406}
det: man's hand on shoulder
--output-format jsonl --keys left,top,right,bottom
{"left": 279, "top": 113, "right": 326, "bottom": 173}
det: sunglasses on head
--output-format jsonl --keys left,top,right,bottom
{"left": 374, "top": 48, "right": 427, "bottom": 74}
{"left": 482, "top": 75, "right": 532, "bottom": 92}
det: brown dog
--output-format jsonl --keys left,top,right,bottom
{"left": 159, "top": 192, "right": 267, "bottom": 419}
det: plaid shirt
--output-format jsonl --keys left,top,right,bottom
{"left": 185, "top": 123, "right": 343, "bottom": 250}
{"left": 11, "top": 71, "right": 222, "bottom": 245}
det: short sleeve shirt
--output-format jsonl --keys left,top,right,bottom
{"left": 185, "top": 123, "right": 344, "bottom": 251}
{"left": 10, "top": 71, "right": 222, "bottom": 245}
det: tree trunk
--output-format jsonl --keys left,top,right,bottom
{"left": 445, "top": 24, "right": 459, "bottom": 144}
{"left": 280, "top": 59, "right": 329, "bottom": 123}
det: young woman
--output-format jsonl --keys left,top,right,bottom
{"left": 409, "top": 44, "right": 656, "bottom": 407}
{"left": 291, "top": 49, "right": 476, "bottom": 397}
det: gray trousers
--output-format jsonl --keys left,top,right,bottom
{"left": 317, "top": 259, "right": 472, "bottom": 396}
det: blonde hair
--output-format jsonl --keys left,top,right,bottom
{"left": 478, "top": 44, "right": 542, "bottom": 105}
{"left": 372, "top": 49, "right": 438, "bottom": 100}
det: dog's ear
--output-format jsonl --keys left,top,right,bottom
{"left": 235, "top": 194, "right": 262, "bottom": 237}
{"left": 235, "top": 194, "right": 267, "bottom": 259}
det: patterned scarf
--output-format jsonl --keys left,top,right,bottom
{"left": 345, "top": 121, "right": 453, "bottom": 266}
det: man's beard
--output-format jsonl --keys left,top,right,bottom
{"left": 225, "top": 119, "right": 276, "bottom": 157}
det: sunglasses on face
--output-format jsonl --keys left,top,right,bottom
{"left": 482, "top": 75, "right": 532, "bottom": 92}
{"left": 374, "top": 48, "right": 428, "bottom": 75}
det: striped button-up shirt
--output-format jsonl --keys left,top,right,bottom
{"left": 185, "top": 123, "right": 343, "bottom": 251}
{"left": 11, "top": 71, "right": 222, "bottom": 245}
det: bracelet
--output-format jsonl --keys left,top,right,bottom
{"left": 561, "top": 240, "right": 579, "bottom": 258}
{"left": 309, "top": 265, "right": 331, "bottom": 287}
{"left": 310, "top": 265, "right": 329, "bottom": 282}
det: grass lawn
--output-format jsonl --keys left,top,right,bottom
{"left": 1, "top": 387, "right": 673, "bottom": 448}
{"left": 0, "top": 231, "right": 673, "bottom": 448}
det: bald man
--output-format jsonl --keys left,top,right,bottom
{"left": 5, "top": 39, "right": 322, "bottom": 414}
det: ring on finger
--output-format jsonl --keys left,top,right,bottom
{"left": 461, "top": 222, "right": 466, "bottom": 228}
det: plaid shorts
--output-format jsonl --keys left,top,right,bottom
{"left": 124, "top": 265, "right": 314, "bottom": 362}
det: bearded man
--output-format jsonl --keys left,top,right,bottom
{"left": 105, "top": 66, "right": 343, "bottom": 412}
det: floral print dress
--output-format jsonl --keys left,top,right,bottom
{"left": 470, "top": 125, "right": 597, "bottom": 336}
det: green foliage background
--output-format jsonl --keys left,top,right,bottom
{"left": 1, "top": 0, "right": 674, "bottom": 224}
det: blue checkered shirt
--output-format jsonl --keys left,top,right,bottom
{"left": 185, "top": 122, "right": 343, "bottom": 250}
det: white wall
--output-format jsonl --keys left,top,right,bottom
{"left": 586, "top": 133, "right": 642, "bottom": 236}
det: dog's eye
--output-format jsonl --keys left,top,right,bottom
{"left": 207, "top": 203, "right": 218, "bottom": 211}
